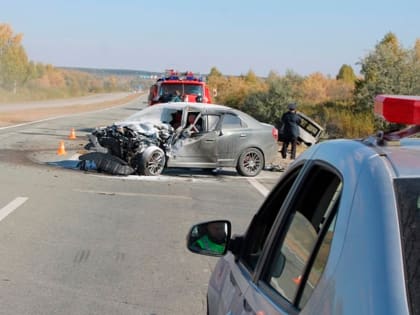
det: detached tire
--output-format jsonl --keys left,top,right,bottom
{"left": 236, "top": 148, "right": 264, "bottom": 177}
{"left": 137, "top": 146, "right": 166, "bottom": 176}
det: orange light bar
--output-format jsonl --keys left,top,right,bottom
{"left": 374, "top": 95, "right": 420, "bottom": 124}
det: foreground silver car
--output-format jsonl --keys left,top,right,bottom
{"left": 187, "top": 95, "right": 420, "bottom": 315}
{"left": 81, "top": 102, "right": 278, "bottom": 176}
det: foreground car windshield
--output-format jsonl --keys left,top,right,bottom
{"left": 394, "top": 178, "right": 420, "bottom": 314}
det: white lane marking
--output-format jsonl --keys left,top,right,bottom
{"left": 0, "top": 197, "right": 28, "bottom": 222}
{"left": 247, "top": 178, "right": 269, "bottom": 197}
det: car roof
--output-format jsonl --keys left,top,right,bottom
{"left": 300, "top": 137, "right": 420, "bottom": 179}
{"left": 122, "top": 102, "right": 264, "bottom": 127}
{"left": 159, "top": 80, "right": 204, "bottom": 85}
{"left": 378, "top": 138, "right": 420, "bottom": 178}
{"left": 150, "top": 102, "right": 259, "bottom": 119}
{"left": 151, "top": 101, "right": 232, "bottom": 111}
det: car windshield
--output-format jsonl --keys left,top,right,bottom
{"left": 123, "top": 105, "right": 183, "bottom": 125}
{"left": 394, "top": 178, "right": 420, "bottom": 314}
{"left": 160, "top": 83, "right": 203, "bottom": 96}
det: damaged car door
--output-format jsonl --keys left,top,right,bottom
{"left": 168, "top": 108, "right": 220, "bottom": 169}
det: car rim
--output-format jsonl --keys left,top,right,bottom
{"left": 243, "top": 151, "right": 261, "bottom": 175}
{"left": 147, "top": 151, "right": 164, "bottom": 175}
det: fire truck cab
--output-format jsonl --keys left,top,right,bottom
{"left": 148, "top": 70, "right": 212, "bottom": 105}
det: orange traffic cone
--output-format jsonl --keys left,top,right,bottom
{"left": 57, "top": 141, "right": 67, "bottom": 155}
{"left": 292, "top": 275, "right": 302, "bottom": 285}
{"left": 69, "top": 128, "right": 77, "bottom": 140}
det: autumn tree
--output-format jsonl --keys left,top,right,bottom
{"left": 300, "top": 72, "right": 330, "bottom": 105}
{"left": 207, "top": 66, "right": 227, "bottom": 103}
{"left": 0, "top": 24, "right": 30, "bottom": 91}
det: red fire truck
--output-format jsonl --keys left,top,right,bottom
{"left": 148, "top": 70, "right": 213, "bottom": 105}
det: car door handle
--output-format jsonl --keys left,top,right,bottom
{"left": 243, "top": 299, "right": 254, "bottom": 313}
{"left": 204, "top": 139, "right": 215, "bottom": 142}
{"left": 240, "top": 134, "right": 247, "bottom": 138}
{"left": 229, "top": 271, "right": 238, "bottom": 287}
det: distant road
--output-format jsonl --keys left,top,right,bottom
{"left": 0, "top": 92, "right": 132, "bottom": 112}
{"left": 0, "top": 92, "right": 143, "bottom": 127}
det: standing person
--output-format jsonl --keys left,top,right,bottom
{"left": 280, "top": 103, "right": 301, "bottom": 159}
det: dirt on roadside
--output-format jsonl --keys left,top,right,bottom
{"left": 272, "top": 142, "right": 308, "bottom": 170}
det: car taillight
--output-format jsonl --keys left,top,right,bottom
{"left": 272, "top": 127, "right": 278, "bottom": 141}
{"left": 374, "top": 95, "right": 420, "bottom": 124}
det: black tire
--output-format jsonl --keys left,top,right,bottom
{"left": 236, "top": 148, "right": 264, "bottom": 177}
{"left": 137, "top": 146, "right": 165, "bottom": 176}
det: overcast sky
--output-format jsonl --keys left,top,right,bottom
{"left": 2, "top": 0, "right": 419, "bottom": 77}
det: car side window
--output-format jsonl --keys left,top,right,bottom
{"left": 239, "top": 166, "right": 303, "bottom": 273}
{"left": 299, "top": 213, "right": 337, "bottom": 308}
{"left": 262, "top": 165, "right": 342, "bottom": 308}
{"left": 222, "top": 113, "right": 242, "bottom": 129}
{"left": 206, "top": 114, "right": 221, "bottom": 132}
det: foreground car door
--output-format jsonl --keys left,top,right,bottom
{"left": 207, "top": 165, "right": 305, "bottom": 315}
{"left": 241, "top": 163, "right": 343, "bottom": 314}
{"left": 207, "top": 255, "right": 251, "bottom": 315}
{"left": 210, "top": 164, "right": 342, "bottom": 314}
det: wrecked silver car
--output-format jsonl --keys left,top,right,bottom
{"left": 79, "top": 102, "right": 279, "bottom": 177}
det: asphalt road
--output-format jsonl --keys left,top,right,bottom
{"left": 0, "top": 92, "right": 131, "bottom": 111}
{"left": 0, "top": 94, "right": 282, "bottom": 314}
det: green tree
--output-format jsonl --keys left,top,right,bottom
{"left": 208, "top": 66, "right": 222, "bottom": 78}
{"left": 244, "top": 69, "right": 258, "bottom": 84}
{"left": 354, "top": 32, "right": 413, "bottom": 112}
{"left": 242, "top": 71, "right": 301, "bottom": 124}
{"left": 407, "top": 39, "right": 420, "bottom": 94}
{"left": 336, "top": 64, "right": 357, "bottom": 84}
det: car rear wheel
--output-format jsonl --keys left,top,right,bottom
{"left": 137, "top": 146, "right": 166, "bottom": 176}
{"left": 236, "top": 148, "right": 264, "bottom": 177}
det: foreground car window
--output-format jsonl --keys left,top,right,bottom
{"left": 263, "top": 166, "right": 342, "bottom": 307}
{"left": 394, "top": 178, "right": 420, "bottom": 315}
{"left": 240, "top": 166, "right": 303, "bottom": 272}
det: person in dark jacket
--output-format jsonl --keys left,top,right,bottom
{"left": 280, "top": 103, "right": 301, "bottom": 159}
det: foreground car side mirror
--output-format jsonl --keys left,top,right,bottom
{"left": 186, "top": 220, "right": 231, "bottom": 257}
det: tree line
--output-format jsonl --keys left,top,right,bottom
{"left": 208, "top": 32, "right": 420, "bottom": 139}
{"left": 2, "top": 22, "right": 419, "bottom": 139}
{"left": 0, "top": 23, "right": 133, "bottom": 102}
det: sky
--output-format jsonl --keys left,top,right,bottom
{"left": 2, "top": 0, "right": 420, "bottom": 77}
